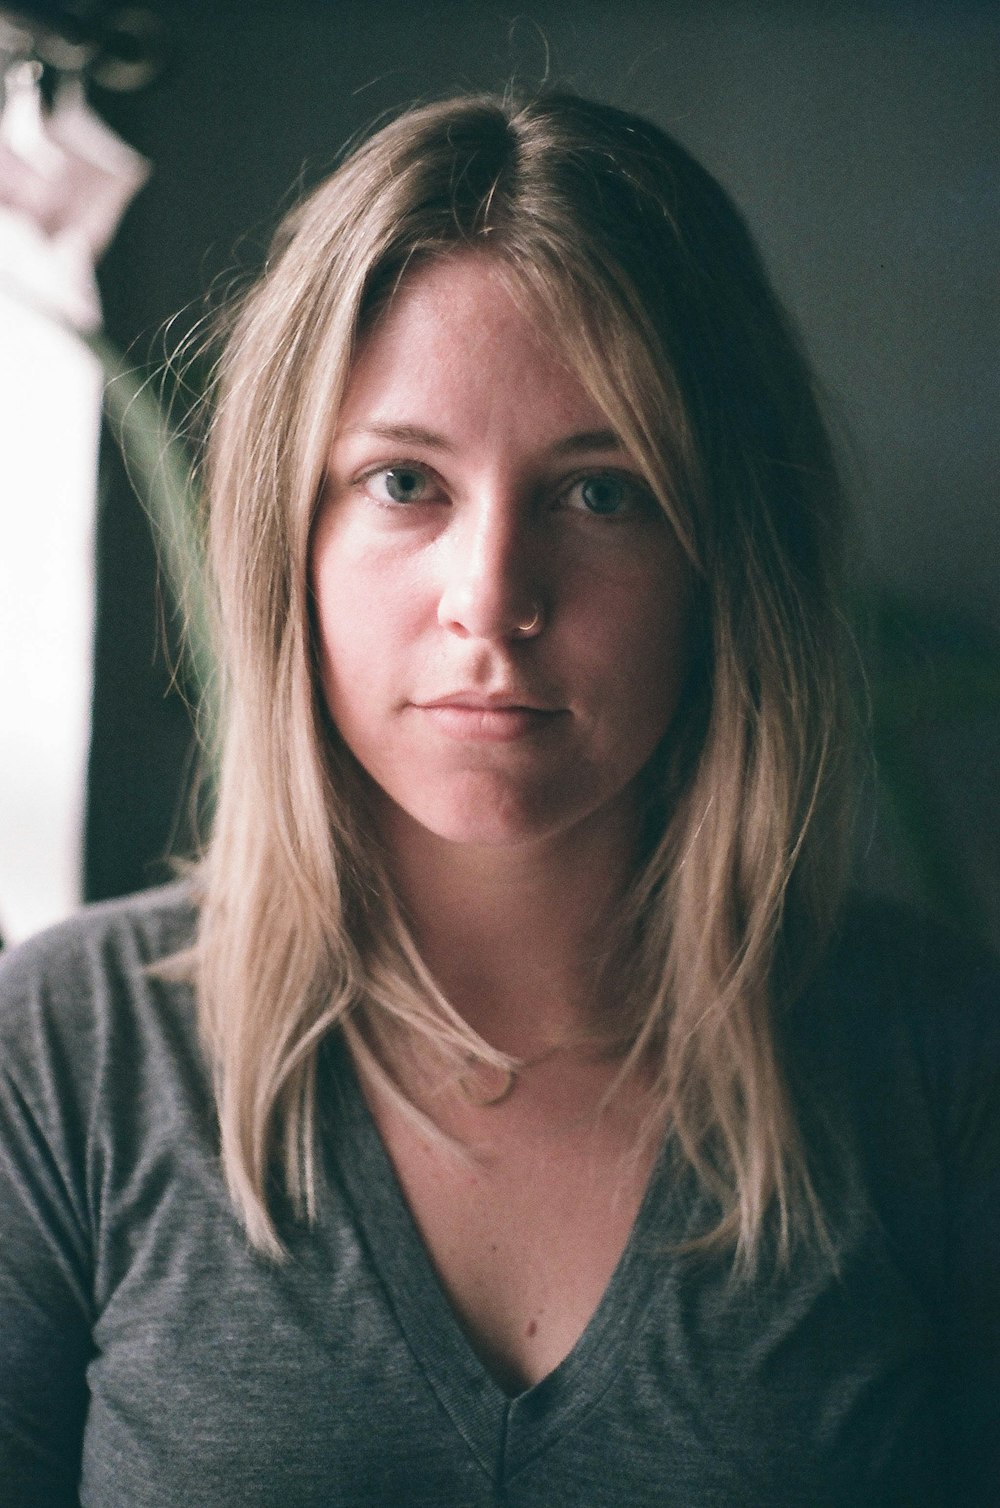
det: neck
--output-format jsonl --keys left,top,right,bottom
{"left": 375, "top": 802, "right": 640, "bottom": 1057}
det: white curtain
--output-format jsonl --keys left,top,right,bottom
{"left": 0, "top": 62, "right": 147, "bottom": 943}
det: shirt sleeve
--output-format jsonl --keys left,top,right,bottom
{"left": 788, "top": 902, "right": 1000, "bottom": 1507}
{"left": 918, "top": 932, "right": 1000, "bottom": 1506}
{"left": 0, "top": 933, "right": 97, "bottom": 1506}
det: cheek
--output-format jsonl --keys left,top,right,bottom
{"left": 585, "top": 558, "right": 692, "bottom": 738}
{"left": 622, "top": 631, "right": 689, "bottom": 768}
{"left": 314, "top": 586, "right": 380, "bottom": 726}
{"left": 310, "top": 527, "right": 419, "bottom": 732}
{"left": 311, "top": 524, "right": 368, "bottom": 723}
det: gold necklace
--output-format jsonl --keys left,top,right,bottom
{"left": 457, "top": 1061, "right": 518, "bottom": 1106}
{"left": 457, "top": 1039, "right": 568, "bottom": 1107}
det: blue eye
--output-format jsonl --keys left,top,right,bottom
{"left": 379, "top": 466, "right": 428, "bottom": 503}
{"left": 566, "top": 473, "right": 648, "bottom": 516}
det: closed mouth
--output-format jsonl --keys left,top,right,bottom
{"left": 414, "top": 697, "right": 565, "bottom": 741}
{"left": 419, "top": 691, "right": 557, "bottom": 712}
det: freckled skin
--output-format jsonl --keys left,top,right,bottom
{"left": 311, "top": 253, "right": 690, "bottom": 858}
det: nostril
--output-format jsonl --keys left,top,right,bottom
{"left": 438, "top": 581, "right": 545, "bottom": 642}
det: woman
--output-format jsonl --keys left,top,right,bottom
{"left": 1, "top": 92, "right": 996, "bottom": 1506}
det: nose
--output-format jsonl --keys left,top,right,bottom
{"left": 436, "top": 494, "right": 544, "bottom": 641}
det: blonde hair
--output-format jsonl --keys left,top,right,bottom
{"left": 190, "top": 92, "right": 854, "bottom": 1264}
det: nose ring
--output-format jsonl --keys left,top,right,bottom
{"left": 514, "top": 603, "right": 542, "bottom": 636}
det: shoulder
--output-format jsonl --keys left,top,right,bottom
{"left": 825, "top": 896, "right": 1000, "bottom": 1012}
{"left": 801, "top": 898, "right": 1000, "bottom": 1108}
{"left": 0, "top": 880, "right": 197, "bottom": 1034}
{"left": 0, "top": 881, "right": 202, "bottom": 1125}
{"left": 788, "top": 898, "right": 1000, "bottom": 1218}
{"left": 0, "top": 888, "right": 211, "bottom": 1506}
{"left": 0, "top": 880, "right": 197, "bottom": 998}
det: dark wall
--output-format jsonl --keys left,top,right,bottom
{"left": 88, "top": 0, "right": 1000, "bottom": 939}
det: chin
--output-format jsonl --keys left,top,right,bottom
{"left": 399, "top": 797, "right": 565, "bottom": 850}
{"left": 378, "top": 769, "right": 628, "bottom": 854}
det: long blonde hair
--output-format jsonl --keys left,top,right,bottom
{"left": 190, "top": 92, "right": 854, "bottom": 1264}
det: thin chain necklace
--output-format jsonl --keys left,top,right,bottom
{"left": 457, "top": 1037, "right": 593, "bottom": 1106}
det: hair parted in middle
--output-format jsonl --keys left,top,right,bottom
{"left": 191, "top": 91, "right": 855, "bottom": 1265}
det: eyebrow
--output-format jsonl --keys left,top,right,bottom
{"left": 338, "top": 422, "right": 458, "bottom": 453}
{"left": 550, "top": 428, "right": 624, "bottom": 457}
{"left": 337, "top": 422, "right": 626, "bottom": 457}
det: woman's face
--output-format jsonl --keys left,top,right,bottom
{"left": 311, "top": 252, "right": 690, "bottom": 856}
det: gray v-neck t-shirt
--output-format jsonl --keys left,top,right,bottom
{"left": 1, "top": 884, "right": 997, "bottom": 1505}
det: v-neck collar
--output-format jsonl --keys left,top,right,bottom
{"left": 322, "top": 1035, "right": 673, "bottom": 1485}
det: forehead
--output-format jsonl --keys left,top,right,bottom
{"left": 338, "top": 251, "right": 615, "bottom": 439}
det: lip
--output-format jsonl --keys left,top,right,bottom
{"left": 420, "top": 690, "right": 553, "bottom": 711}
{"left": 414, "top": 691, "right": 565, "bottom": 742}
